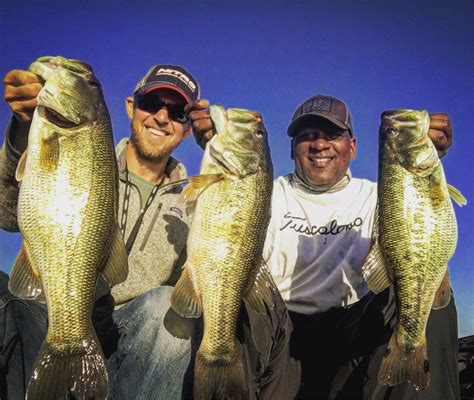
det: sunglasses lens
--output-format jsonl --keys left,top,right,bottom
{"left": 136, "top": 96, "right": 158, "bottom": 113}
{"left": 136, "top": 95, "right": 188, "bottom": 123}
{"left": 167, "top": 105, "right": 188, "bottom": 123}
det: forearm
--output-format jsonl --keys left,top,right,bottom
{"left": 0, "top": 118, "right": 24, "bottom": 232}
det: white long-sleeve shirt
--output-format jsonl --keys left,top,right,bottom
{"left": 263, "top": 174, "right": 378, "bottom": 315}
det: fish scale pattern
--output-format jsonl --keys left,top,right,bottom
{"left": 184, "top": 107, "right": 273, "bottom": 399}
{"left": 377, "top": 109, "right": 458, "bottom": 390}
{"left": 14, "top": 56, "right": 119, "bottom": 400}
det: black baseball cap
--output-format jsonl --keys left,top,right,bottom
{"left": 133, "top": 64, "right": 200, "bottom": 103}
{"left": 287, "top": 94, "right": 353, "bottom": 137}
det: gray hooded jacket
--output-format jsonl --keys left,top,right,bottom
{"left": 0, "top": 123, "right": 189, "bottom": 306}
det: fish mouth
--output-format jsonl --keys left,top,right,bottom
{"left": 43, "top": 107, "right": 80, "bottom": 129}
{"left": 382, "top": 109, "right": 417, "bottom": 119}
{"left": 381, "top": 109, "right": 429, "bottom": 130}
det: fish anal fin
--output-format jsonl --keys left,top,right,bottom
{"left": 101, "top": 223, "right": 129, "bottom": 287}
{"left": 15, "top": 149, "right": 28, "bottom": 182}
{"left": 432, "top": 269, "right": 451, "bottom": 310}
{"left": 447, "top": 184, "right": 467, "bottom": 207}
{"left": 362, "top": 242, "right": 391, "bottom": 293}
{"left": 170, "top": 266, "right": 202, "bottom": 318}
{"left": 243, "top": 260, "right": 275, "bottom": 314}
{"left": 9, "top": 242, "right": 44, "bottom": 301}
{"left": 39, "top": 134, "right": 60, "bottom": 172}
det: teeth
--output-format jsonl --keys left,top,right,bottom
{"left": 148, "top": 128, "right": 167, "bottom": 137}
{"left": 309, "top": 157, "right": 333, "bottom": 166}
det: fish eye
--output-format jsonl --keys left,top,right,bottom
{"left": 386, "top": 127, "right": 398, "bottom": 136}
{"left": 88, "top": 80, "right": 101, "bottom": 89}
{"left": 256, "top": 126, "right": 266, "bottom": 137}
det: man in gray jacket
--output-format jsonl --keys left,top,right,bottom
{"left": 0, "top": 64, "right": 299, "bottom": 399}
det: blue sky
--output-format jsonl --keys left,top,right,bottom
{"left": 0, "top": 0, "right": 473, "bottom": 336}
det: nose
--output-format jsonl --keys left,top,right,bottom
{"left": 310, "top": 136, "right": 330, "bottom": 151}
{"left": 152, "top": 107, "right": 170, "bottom": 125}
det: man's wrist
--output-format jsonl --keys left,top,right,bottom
{"left": 7, "top": 116, "right": 30, "bottom": 155}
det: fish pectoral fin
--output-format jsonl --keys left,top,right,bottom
{"left": 15, "top": 149, "right": 28, "bottom": 182}
{"left": 101, "top": 223, "right": 129, "bottom": 287}
{"left": 432, "top": 269, "right": 451, "bottom": 310}
{"left": 447, "top": 184, "right": 467, "bottom": 207}
{"left": 39, "top": 134, "right": 60, "bottom": 172}
{"left": 428, "top": 173, "right": 445, "bottom": 204}
{"left": 181, "top": 174, "right": 225, "bottom": 203}
{"left": 170, "top": 266, "right": 202, "bottom": 318}
{"left": 9, "top": 242, "right": 44, "bottom": 301}
{"left": 362, "top": 241, "right": 391, "bottom": 293}
{"left": 243, "top": 260, "right": 276, "bottom": 314}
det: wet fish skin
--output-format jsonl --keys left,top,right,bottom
{"left": 171, "top": 105, "right": 274, "bottom": 399}
{"left": 9, "top": 56, "right": 128, "bottom": 399}
{"left": 375, "top": 109, "right": 459, "bottom": 391}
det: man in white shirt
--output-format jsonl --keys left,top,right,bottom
{"left": 262, "top": 94, "right": 460, "bottom": 399}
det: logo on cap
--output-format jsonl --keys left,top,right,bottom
{"left": 302, "top": 97, "right": 332, "bottom": 114}
{"left": 134, "top": 64, "right": 200, "bottom": 103}
{"left": 156, "top": 68, "right": 197, "bottom": 93}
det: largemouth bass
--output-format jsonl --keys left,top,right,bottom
{"left": 9, "top": 56, "right": 128, "bottom": 399}
{"left": 170, "top": 105, "right": 274, "bottom": 399}
{"left": 363, "top": 109, "right": 466, "bottom": 391}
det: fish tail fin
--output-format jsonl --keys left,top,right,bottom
{"left": 26, "top": 331, "right": 108, "bottom": 400}
{"left": 194, "top": 346, "right": 248, "bottom": 400}
{"left": 378, "top": 334, "right": 430, "bottom": 391}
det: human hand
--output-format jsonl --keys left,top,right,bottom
{"left": 4, "top": 70, "right": 44, "bottom": 124}
{"left": 185, "top": 99, "right": 216, "bottom": 149}
{"left": 4, "top": 70, "right": 44, "bottom": 152}
{"left": 428, "top": 113, "right": 452, "bottom": 158}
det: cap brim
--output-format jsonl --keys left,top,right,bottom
{"left": 139, "top": 84, "right": 191, "bottom": 103}
{"left": 287, "top": 113, "right": 351, "bottom": 137}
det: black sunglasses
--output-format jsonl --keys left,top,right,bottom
{"left": 134, "top": 95, "right": 189, "bottom": 123}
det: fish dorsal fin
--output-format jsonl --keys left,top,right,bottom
{"left": 181, "top": 173, "right": 225, "bottom": 203}
{"left": 361, "top": 241, "right": 391, "bottom": 293}
{"left": 170, "top": 265, "right": 202, "bottom": 318}
{"left": 243, "top": 260, "right": 276, "bottom": 314}
{"left": 101, "top": 223, "right": 129, "bottom": 287}
{"left": 447, "top": 184, "right": 467, "bottom": 207}
{"left": 432, "top": 269, "right": 451, "bottom": 310}
{"left": 15, "top": 149, "right": 28, "bottom": 182}
{"left": 9, "top": 242, "right": 45, "bottom": 302}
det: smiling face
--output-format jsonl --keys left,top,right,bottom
{"left": 126, "top": 88, "right": 192, "bottom": 161}
{"left": 292, "top": 117, "right": 356, "bottom": 189}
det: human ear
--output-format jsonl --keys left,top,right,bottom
{"left": 125, "top": 97, "right": 134, "bottom": 120}
{"left": 350, "top": 137, "right": 357, "bottom": 160}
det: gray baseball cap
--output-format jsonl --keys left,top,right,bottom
{"left": 287, "top": 94, "right": 353, "bottom": 137}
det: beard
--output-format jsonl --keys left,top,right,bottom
{"left": 130, "top": 120, "right": 172, "bottom": 161}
